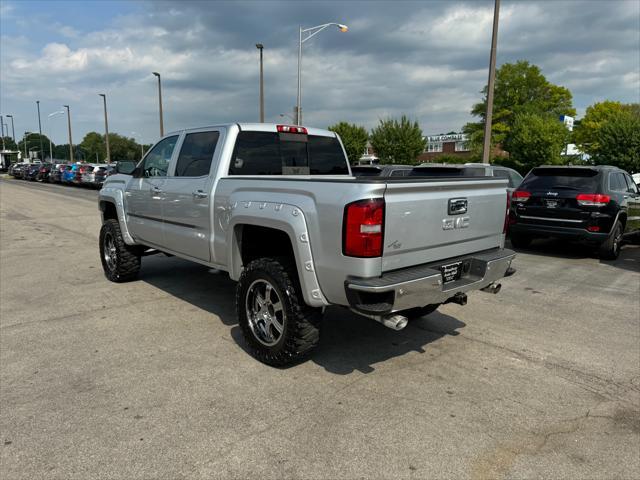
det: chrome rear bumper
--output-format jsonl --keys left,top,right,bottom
{"left": 345, "top": 248, "right": 516, "bottom": 314}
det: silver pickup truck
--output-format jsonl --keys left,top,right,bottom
{"left": 98, "top": 123, "right": 515, "bottom": 366}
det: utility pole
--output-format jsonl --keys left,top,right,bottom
{"left": 152, "top": 72, "right": 164, "bottom": 136}
{"left": 36, "top": 101, "right": 44, "bottom": 160}
{"left": 482, "top": 0, "right": 500, "bottom": 164}
{"left": 63, "top": 105, "right": 74, "bottom": 162}
{"left": 6, "top": 115, "right": 15, "bottom": 142}
{"left": 256, "top": 44, "right": 265, "bottom": 122}
{"left": 99, "top": 94, "right": 111, "bottom": 162}
{"left": 0, "top": 116, "right": 5, "bottom": 151}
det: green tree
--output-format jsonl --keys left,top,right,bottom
{"left": 574, "top": 101, "right": 639, "bottom": 158}
{"left": 503, "top": 112, "right": 570, "bottom": 172}
{"left": 463, "top": 60, "right": 575, "bottom": 154}
{"left": 590, "top": 108, "right": 640, "bottom": 173}
{"left": 1, "top": 136, "right": 18, "bottom": 151}
{"left": 17, "top": 133, "right": 52, "bottom": 161}
{"left": 108, "top": 133, "right": 141, "bottom": 161}
{"left": 80, "top": 131, "right": 106, "bottom": 163}
{"left": 327, "top": 122, "right": 369, "bottom": 164}
{"left": 369, "top": 115, "right": 426, "bottom": 165}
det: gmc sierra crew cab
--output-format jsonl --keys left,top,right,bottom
{"left": 98, "top": 123, "right": 516, "bottom": 366}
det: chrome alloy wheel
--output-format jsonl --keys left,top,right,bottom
{"left": 103, "top": 232, "right": 117, "bottom": 272}
{"left": 245, "top": 279, "right": 285, "bottom": 346}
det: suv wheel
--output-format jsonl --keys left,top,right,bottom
{"left": 99, "top": 219, "right": 141, "bottom": 282}
{"left": 236, "top": 258, "right": 322, "bottom": 366}
{"left": 599, "top": 221, "right": 623, "bottom": 260}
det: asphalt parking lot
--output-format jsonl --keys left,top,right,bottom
{"left": 1, "top": 177, "right": 639, "bottom": 480}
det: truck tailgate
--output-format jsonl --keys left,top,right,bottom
{"left": 382, "top": 178, "right": 507, "bottom": 272}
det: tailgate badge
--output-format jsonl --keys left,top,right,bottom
{"left": 448, "top": 198, "right": 468, "bottom": 215}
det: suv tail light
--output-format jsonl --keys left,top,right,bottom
{"left": 576, "top": 193, "right": 610, "bottom": 206}
{"left": 512, "top": 190, "right": 531, "bottom": 202}
{"left": 277, "top": 125, "right": 308, "bottom": 134}
{"left": 343, "top": 199, "right": 384, "bottom": 257}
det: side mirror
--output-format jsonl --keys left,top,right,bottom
{"left": 116, "top": 161, "right": 136, "bottom": 175}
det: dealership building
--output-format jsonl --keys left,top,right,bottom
{"left": 418, "top": 133, "right": 472, "bottom": 163}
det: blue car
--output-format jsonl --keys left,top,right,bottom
{"left": 62, "top": 164, "right": 79, "bottom": 183}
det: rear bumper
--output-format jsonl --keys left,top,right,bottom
{"left": 510, "top": 223, "right": 609, "bottom": 243}
{"left": 345, "top": 248, "right": 516, "bottom": 315}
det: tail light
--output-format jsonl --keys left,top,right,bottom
{"left": 503, "top": 191, "right": 511, "bottom": 234}
{"left": 576, "top": 193, "right": 610, "bottom": 206}
{"left": 512, "top": 190, "right": 531, "bottom": 202}
{"left": 343, "top": 199, "right": 384, "bottom": 257}
{"left": 277, "top": 125, "right": 308, "bottom": 134}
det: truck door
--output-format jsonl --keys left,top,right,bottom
{"left": 125, "top": 135, "right": 179, "bottom": 245}
{"left": 623, "top": 173, "right": 640, "bottom": 233}
{"left": 160, "top": 129, "right": 222, "bottom": 261}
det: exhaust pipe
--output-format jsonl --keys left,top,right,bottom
{"left": 480, "top": 283, "right": 502, "bottom": 294}
{"left": 354, "top": 311, "right": 409, "bottom": 331}
{"left": 445, "top": 292, "right": 467, "bottom": 306}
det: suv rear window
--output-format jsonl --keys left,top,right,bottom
{"left": 229, "top": 132, "right": 348, "bottom": 175}
{"left": 352, "top": 167, "right": 382, "bottom": 177}
{"left": 520, "top": 168, "right": 599, "bottom": 191}
{"left": 409, "top": 166, "right": 485, "bottom": 177}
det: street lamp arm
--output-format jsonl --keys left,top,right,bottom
{"left": 301, "top": 22, "right": 348, "bottom": 43}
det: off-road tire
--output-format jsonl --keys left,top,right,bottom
{"left": 99, "top": 219, "right": 141, "bottom": 282}
{"left": 400, "top": 304, "right": 440, "bottom": 320}
{"left": 509, "top": 232, "right": 533, "bottom": 249}
{"left": 236, "top": 258, "right": 322, "bottom": 367}
{"left": 599, "top": 220, "right": 623, "bottom": 260}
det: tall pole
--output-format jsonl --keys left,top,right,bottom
{"left": 0, "top": 116, "right": 5, "bottom": 151}
{"left": 256, "top": 44, "right": 265, "bottom": 123}
{"left": 36, "top": 101, "right": 44, "bottom": 160}
{"left": 63, "top": 105, "right": 73, "bottom": 162}
{"left": 6, "top": 115, "right": 15, "bottom": 142}
{"left": 152, "top": 72, "right": 164, "bottom": 136}
{"left": 482, "top": 0, "right": 500, "bottom": 165}
{"left": 99, "top": 94, "right": 111, "bottom": 163}
{"left": 296, "top": 26, "right": 302, "bottom": 125}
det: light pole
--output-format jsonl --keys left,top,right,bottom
{"left": 6, "top": 115, "right": 15, "bottom": 142}
{"left": 482, "top": 0, "right": 500, "bottom": 164}
{"left": 63, "top": 105, "right": 74, "bottom": 162}
{"left": 47, "top": 110, "right": 64, "bottom": 160}
{"left": 296, "top": 22, "right": 348, "bottom": 125}
{"left": 256, "top": 43, "right": 265, "bottom": 122}
{"left": 0, "top": 116, "right": 5, "bottom": 151}
{"left": 99, "top": 94, "right": 111, "bottom": 163}
{"left": 131, "top": 131, "right": 144, "bottom": 159}
{"left": 152, "top": 72, "right": 164, "bottom": 136}
{"left": 36, "top": 100, "right": 44, "bottom": 160}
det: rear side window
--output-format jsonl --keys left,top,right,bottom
{"left": 229, "top": 132, "right": 348, "bottom": 175}
{"left": 520, "top": 168, "right": 599, "bottom": 192}
{"left": 390, "top": 169, "right": 408, "bottom": 177}
{"left": 352, "top": 167, "right": 382, "bottom": 177}
{"left": 609, "top": 172, "right": 627, "bottom": 192}
{"left": 624, "top": 174, "right": 639, "bottom": 194}
{"left": 174, "top": 131, "right": 220, "bottom": 177}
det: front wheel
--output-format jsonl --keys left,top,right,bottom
{"left": 599, "top": 221, "right": 623, "bottom": 260}
{"left": 236, "top": 258, "right": 322, "bottom": 366}
{"left": 99, "top": 219, "right": 141, "bottom": 282}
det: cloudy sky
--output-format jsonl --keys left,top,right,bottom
{"left": 1, "top": 0, "right": 638, "bottom": 146}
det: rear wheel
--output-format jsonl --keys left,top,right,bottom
{"left": 99, "top": 219, "right": 141, "bottom": 282}
{"left": 599, "top": 221, "right": 623, "bottom": 260}
{"left": 510, "top": 232, "right": 533, "bottom": 248}
{"left": 236, "top": 258, "right": 322, "bottom": 366}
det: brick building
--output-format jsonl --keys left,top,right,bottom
{"left": 417, "top": 133, "right": 472, "bottom": 163}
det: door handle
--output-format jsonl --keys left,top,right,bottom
{"left": 192, "top": 190, "right": 208, "bottom": 199}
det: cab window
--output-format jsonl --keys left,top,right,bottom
{"left": 174, "top": 131, "right": 220, "bottom": 177}
{"left": 140, "top": 136, "right": 178, "bottom": 177}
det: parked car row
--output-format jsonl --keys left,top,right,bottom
{"left": 7, "top": 162, "right": 116, "bottom": 188}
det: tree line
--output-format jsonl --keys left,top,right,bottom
{"left": 329, "top": 60, "right": 639, "bottom": 174}
{"left": 2, "top": 132, "right": 151, "bottom": 163}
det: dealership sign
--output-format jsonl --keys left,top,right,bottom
{"left": 426, "top": 133, "right": 468, "bottom": 143}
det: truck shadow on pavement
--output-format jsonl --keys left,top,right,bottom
{"left": 139, "top": 256, "right": 466, "bottom": 374}
{"left": 507, "top": 238, "right": 640, "bottom": 273}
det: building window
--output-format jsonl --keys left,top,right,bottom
{"left": 427, "top": 142, "right": 443, "bottom": 153}
{"left": 455, "top": 141, "right": 469, "bottom": 152}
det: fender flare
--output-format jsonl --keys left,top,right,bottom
{"left": 99, "top": 185, "right": 137, "bottom": 245}
{"left": 226, "top": 201, "right": 329, "bottom": 307}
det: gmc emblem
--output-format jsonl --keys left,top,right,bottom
{"left": 448, "top": 198, "right": 468, "bottom": 215}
